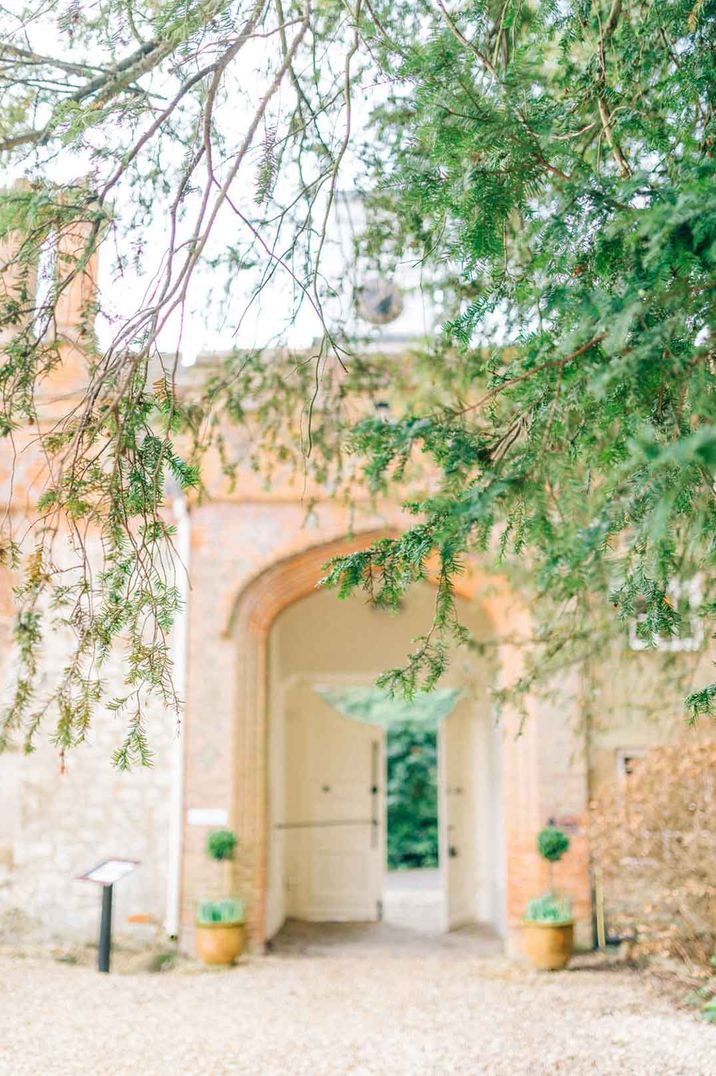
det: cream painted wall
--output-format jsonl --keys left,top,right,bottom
{"left": 475, "top": 704, "right": 506, "bottom": 932}
{"left": 266, "top": 583, "right": 506, "bottom": 937}
{"left": 266, "top": 629, "right": 287, "bottom": 939}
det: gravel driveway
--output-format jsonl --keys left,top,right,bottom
{"left": 0, "top": 924, "right": 713, "bottom": 1076}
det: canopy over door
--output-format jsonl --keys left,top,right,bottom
{"left": 284, "top": 685, "right": 384, "bottom": 922}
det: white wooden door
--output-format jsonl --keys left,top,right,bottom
{"left": 440, "top": 702, "right": 477, "bottom": 929}
{"left": 285, "top": 685, "right": 384, "bottom": 922}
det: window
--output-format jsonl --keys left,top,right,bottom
{"left": 616, "top": 748, "right": 646, "bottom": 784}
{"left": 628, "top": 576, "right": 704, "bottom": 652}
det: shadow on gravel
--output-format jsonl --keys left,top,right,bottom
{"left": 266, "top": 918, "right": 504, "bottom": 960}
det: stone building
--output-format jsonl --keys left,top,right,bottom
{"left": 0, "top": 220, "right": 712, "bottom": 958}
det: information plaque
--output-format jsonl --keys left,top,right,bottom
{"left": 79, "top": 858, "right": 140, "bottom": 972}
{"left": 79, "top": 858, "right": 139, "bottom": 887}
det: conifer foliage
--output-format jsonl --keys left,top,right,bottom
{"left": 0, "top": 0, "right": 715, "bottom": 756}
{"left": 326, "top": 0, "right": 716, "bottom": 715}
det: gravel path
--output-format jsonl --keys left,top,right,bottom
{"left": 0, "top": 926, "right": 713, "bottom": 1076}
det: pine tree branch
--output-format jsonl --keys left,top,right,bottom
{"left": 451, "top": 335, "right": 606, "bottom": 418}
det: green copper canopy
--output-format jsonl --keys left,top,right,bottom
{"left": 315, "top": 686, "right": 460, "bottom": 728}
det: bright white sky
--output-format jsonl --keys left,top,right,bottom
{"left": 2, "top": 0, "right": 441, "bottom": 365}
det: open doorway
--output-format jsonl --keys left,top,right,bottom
{"left": 317, "top": 685, "right": 458, "bottom": 933}
{"left": 384, "top": 717, "right": 440, "bottom": 930}
{"left": 265, "top": 584, "right": 506, "bottom": 943}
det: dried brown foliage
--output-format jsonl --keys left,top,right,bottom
{"left": 590, "top": 742, "right": 716, "bottom": 966}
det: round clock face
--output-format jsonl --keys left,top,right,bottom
{"left": 354, "top": 278, "right": 404, "bottom": 325}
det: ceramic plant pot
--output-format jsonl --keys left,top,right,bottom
{"left": 195, "top": 921, "right": 245, "bottom": 966}
{"left": 522, "top": 920, "right": 574, "bottom": 971}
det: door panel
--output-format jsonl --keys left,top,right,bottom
{"left": 440, "top": 702, "right": 478, "bottom": 929}
{"left": 285, "top": 684, "right": 383, "bottom": 921}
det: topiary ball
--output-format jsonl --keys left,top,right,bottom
{"left": 206, "top": 829, "right": 238, "bottom": 861}
{"left": 537, "top": 825, "right": 570, "bottom": 863}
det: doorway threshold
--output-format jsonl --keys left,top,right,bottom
{"left": 268, "top": 918, "right": 503, "bottom": 959}
{"left": 382, "top": 869, "right": 444, "bottom": 933}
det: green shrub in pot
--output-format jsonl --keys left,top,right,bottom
{"left": 196, "top": 897, "right": 245, "bottom": 926}
{"left": 537, "top": 826, "right": 570, "bottom": 865}
{"left": 522, "top": 826, "right": 574, "bottom": 971}
{"left": 195, "top": 830, "right": 245, "bottom": 966}
{"left": 206, "top": 830, "right": 238, "bottom": 862}
{"left": 525, "top": 892, "right": 572, "bottom": 925}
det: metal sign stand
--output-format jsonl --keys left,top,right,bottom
{"left": 78, "top": 858, "right": 139, "bottom": 973}
{"left": 98, "top": 884, "right": 114, "bottom": 973}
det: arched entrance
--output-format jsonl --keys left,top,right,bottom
{"left": 203, "top": 529, "right": 590, "bottom": 956}
{"left": 265, "top": 583, "right": 506, "bottom": 940}
{"left": 223, "top": 529, "right": 533, "bottom": 950}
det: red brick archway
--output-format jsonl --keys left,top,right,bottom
{"left": 227, "top": 531, "right": 390, "bottom": 946}
{"left": 183, "top": 527, "right": 591, "bottom": 953}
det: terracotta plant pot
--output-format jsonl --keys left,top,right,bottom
{"left": 195, "top": 921, "right": 245, "bottom": 966}
{"left": 522, "top": 920, "right": 574, "bottom": 971}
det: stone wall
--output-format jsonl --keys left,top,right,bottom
{"left": 0, "top": 510, "right": 176, "bottom": 945}
{"left": 0, "top": 654, "right": 174, "bottom": 944}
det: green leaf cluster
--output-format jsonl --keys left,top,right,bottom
{"left": 206, "top": 830, "right": 238, "bottom": 861}
{"left": 2, "top": 0, "right": 716, "bottom": 758}
{"left": 537, "top": 826, "right": 570, "bottom": 863}
{"left": 324, "top": 0, "right": 716, "bottom": 716}
{"left": 524, "top": 892, "right": 573, "bottom": 924}
{"left": 386, "top": 721, "right": 439, "bottom": 870}
{"left": 196, "top": 897, "right": 245, "bottom": 925}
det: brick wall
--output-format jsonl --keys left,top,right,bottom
{"left": 0, "top": 221, "right": 594, "bottom": 955}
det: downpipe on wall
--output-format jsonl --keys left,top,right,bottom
{"left": 164, "top": 491, "right": 190, "bottom": 940}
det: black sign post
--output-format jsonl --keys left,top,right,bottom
{"left": 98, "top": 884, "right": 113, "bottom": 972}
{"left": 78, "top": 858, "right": 139, "bottom": 973}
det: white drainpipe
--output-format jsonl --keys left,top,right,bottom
{"left": 164, "top": 492, "right": 190, "bottom": 939}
